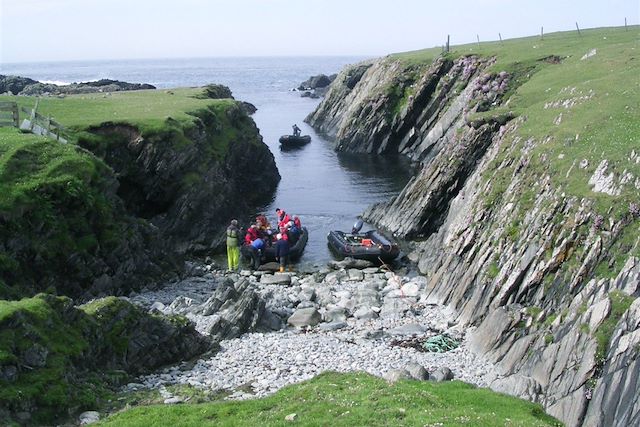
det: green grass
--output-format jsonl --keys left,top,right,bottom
{"left": 0, "top": 127, "right": 125, "bottom": 298}
{"left": 392, "top": 27, "right": 639, "bottom": 218}
{"left": 0, "top": 88, "right": 234, "bottom": 132}
{"left": 99, "top": 371, "right": 560, "bottom": 427}
{"left": 594, "top": 290, "right": 635, "bottom": 362}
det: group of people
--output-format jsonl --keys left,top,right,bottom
{"left": 226, "top": 208, "right": 303, "bottom": 272}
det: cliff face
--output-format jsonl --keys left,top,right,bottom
{"left": 1, "top": 89, "right": 279, "bottom": 300}
{"left": 79, "top": 101, "right": 279, "bottom": 255}
{"left": 307, "top": 29, "right": 639, "bottom": 426}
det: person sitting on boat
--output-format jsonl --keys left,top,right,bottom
{"left": 255, "top": 214, "right": 273, "bottom": 245}
{"left": 275, "top": 233, "right": 291, "bottom": 272}
{"left": 292, "top": 124, "right": 301, "bottom": 137}
{"left": 244, "top": 223, "right": 261, "bottom": 245}
{"left": 256, "top": 214, "right": 271, "bottom": 231}
{"left": 279, "top": 226, "right": 289, "bottom": 241}
{"left": 287, "top": 220, "right": 300, "bottom": 245}
{"left": 275, "top": 208, "right": 291, "bottom": 229}
{"left": 293, "top": 215, "right": 302, "bottom": 229}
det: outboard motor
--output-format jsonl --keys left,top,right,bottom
{"left": 351, "top": 218, "right": 364, "bottom": 234}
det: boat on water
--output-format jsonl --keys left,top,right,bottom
{"left": 241, "top": 227, "right": 309, "bottom": 269}
{"left": 327, "top": 229, "right": 400, "bottom": 264}
{"left": 279, "top": 134, "right": 311, "bottom": 148}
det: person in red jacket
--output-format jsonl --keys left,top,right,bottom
{"left": 275, "top": 208, "right": 291, "bottom": 229}
{"left": 244, "top": 224, "right": 260, "bottom": 245}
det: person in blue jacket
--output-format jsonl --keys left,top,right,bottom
{"left": 275, "top": 233, "right": 291, "bottom": 272}
{"left": 248, "top": 237, "right": 264, "bottom": 270}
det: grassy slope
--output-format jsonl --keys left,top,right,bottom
{"left": 0, "top": 126, "right": 125, "bottom": 298}
{"left": 392, "top": 26, "right": 640, "bottom": 272}
{"left": 0, "top": 88, "right": 250, "bottom": 298}
{"left": 393, "top": 26, "right": 639, "bottom": 202}
{"left": 99, "top": 371, "right": 560, "bottom": 427}
{"left": 1, "top": 87, "right": 235, "bottom": 132}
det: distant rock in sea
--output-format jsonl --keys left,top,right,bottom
{"left": 295, "top": 73, "right": 337, "bottom": 98}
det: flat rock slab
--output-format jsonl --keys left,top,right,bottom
{"left": 287, "top": 307, "right": 321, "bottom": 327}
{"left": 318, "top": 321, "right": 348, "bottom": 331}
{"left": 387, "top": 323, "right": 427, "bottom": 336}
{"left": 261, "top": 273, "right": 292, "bottom": 285}
{"left": 258, "top": 262, "right": 280, "bottom": 272}
{"left": 384, "top": 368, "right": 413, "bottom": 383}
{"left": 430, "top": 367, "right": 454, "bottom": 382}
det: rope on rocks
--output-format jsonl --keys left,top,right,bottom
{"left": 422, "top": 335, "right": 459, "bottom": 353}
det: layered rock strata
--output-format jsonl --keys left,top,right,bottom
{"left": 307, "top": 52, "right": 639, "bottom": 426}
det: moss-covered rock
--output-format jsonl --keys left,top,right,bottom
{"left": 0, "top": 85, "right": 280, "bottom": 299}
{"left": 0, "top": 128, "right": 178, "bottom": 300}
{"left": 0, "top": 294, "right": 211, "bottom": 425}
{"left": 75, "top": 90, "right": 279, "bottom": 254}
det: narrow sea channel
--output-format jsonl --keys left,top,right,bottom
{"left": 1, "top": 56, "right": 414, "bottom": 265}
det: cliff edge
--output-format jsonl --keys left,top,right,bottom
{"left": 307, "top": 27, "right": 639, "bottom": 427}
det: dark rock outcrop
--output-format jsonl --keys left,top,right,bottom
{"left": 298, "top": 74, "right": 336, "bottom": 90}
{"left": 0, "top": 74, "right": 38, "bottom": 94}
{"left": 77, "top": 88, "right": 279, "bottom": 255}
{"left": 297, "top": 74, "right": 337, "bottom": 98}
{"left": 0, "top": 74, "right": 156, "bottom": 96}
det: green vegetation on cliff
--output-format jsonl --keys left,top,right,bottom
{"left": 0, "top": 293, "right": 209, "bottom": 425}
{"left": 0, "top": 127, "right": 126, "bottom": 299}
{"left": 0, "top": 294, "right": 110, "bottom": 424}
{"left": 394, "top": 26, "right": 639, "bottom": 275}
{"left": 394, "top": 27, "right": 639, "bottom": 200}
{"left": 99, "top": 371, "right": 560, "bottom": 427}
{"left": 0, "top": 85, "right": 273, "bottom": 299}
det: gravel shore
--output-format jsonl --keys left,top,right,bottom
{"left": 127, "top": 264, "right": 499, "bottom": 400}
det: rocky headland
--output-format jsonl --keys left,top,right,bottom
{"left": 0, "top": 75, "right": 156, "bottom": 96}
{"left": 0, "top": 84, "right": 279, "bottom": 300}
{"left": 306, "top": 28, "right": 639, "bottom": 426}
{"left": 0, "top": 83, "right": 281, "bottom": 425}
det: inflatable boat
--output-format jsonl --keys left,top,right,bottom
{"left": 327, "top": 229, "right": 400, "bottom": 263}
{"left": 279, "top": 134, "right": 311, "bottom": 147}
{"left": 241, "top": 227, "right": 309, "bottom": 269}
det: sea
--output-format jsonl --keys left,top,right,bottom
{"left": 0, "top": 57, "right": 414, "bottom": 266}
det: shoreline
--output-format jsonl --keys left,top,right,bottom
{"left": 124, "top": 264, "right": 499, "bottom": 402}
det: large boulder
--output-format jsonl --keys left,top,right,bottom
{"left": 287, "top": 307, "right": 321, "bottom": 327}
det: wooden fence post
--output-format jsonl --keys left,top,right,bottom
{"left": 476, "top": 34, "right": 480, "bottom": 48}
{"left": 446, "top": 35, "right": 450, "bottom": 53}
{"left": 499, "top": 33, "right": 503, "bottom": 45}
{"left": 625, "top": 17, "right": 627, "bottom": 30}
{"left": 541, "top": 26, "right": 544, "bottom": 40}
{"left": 12, "top": 103, "right": 19, "bottom": 127}
{"left": 576, "top": 22, "right": 581, "bottom": 36}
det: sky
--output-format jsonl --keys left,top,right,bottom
{"left": 0, "top": 0, "right": 638, "bottom": 63}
